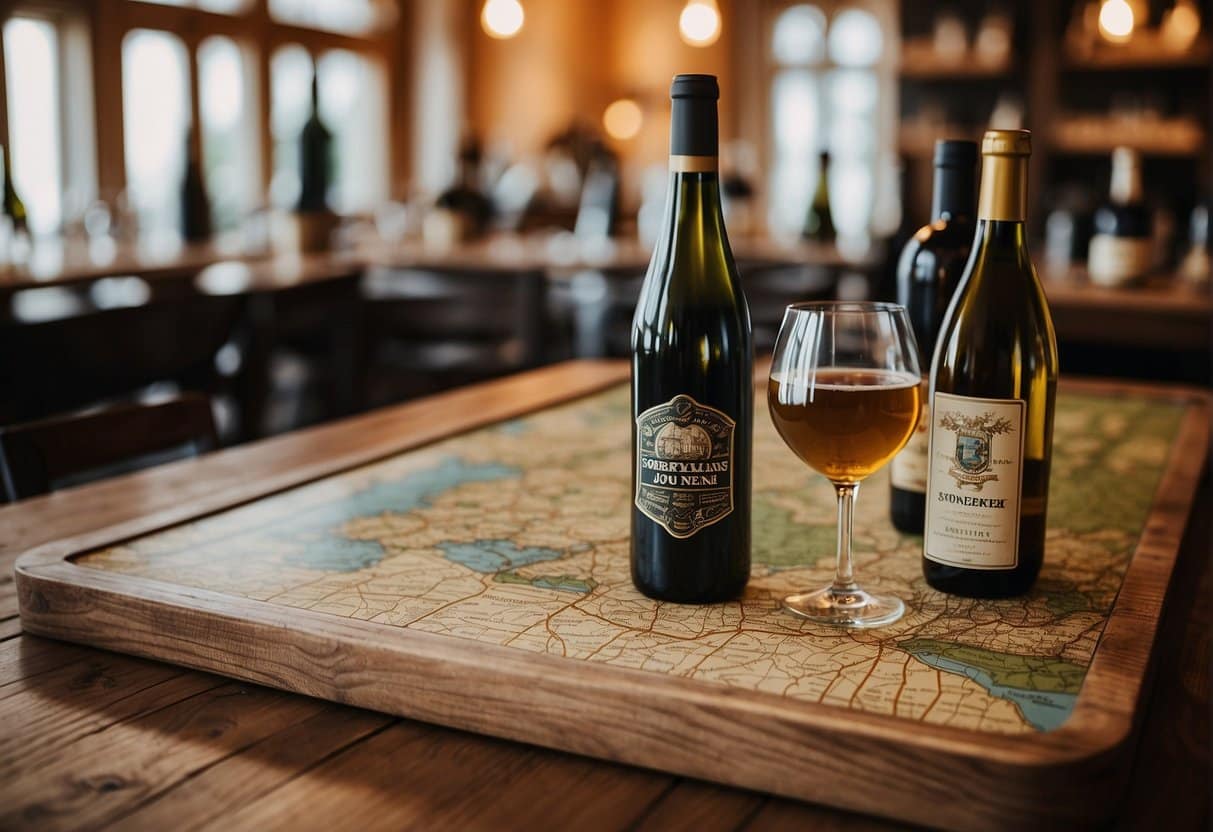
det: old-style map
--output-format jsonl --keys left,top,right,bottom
{"left": 79, "top": 386, "right": 1185, "bottom": 735}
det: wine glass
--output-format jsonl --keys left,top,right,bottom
{"left": 768, "top": 302, "right": 922, "bottom": 628}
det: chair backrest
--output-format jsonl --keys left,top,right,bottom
{"left": 0, "top": 289, "right": 243, "bottom": 423}
{"left": 0, "top": 394, "right": 218, "bottom": 502}
{"left": 361, "top": 266, "right": 546, "bottom": 367}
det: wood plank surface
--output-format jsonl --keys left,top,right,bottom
{"left": 1, "top": 363, "right": 1208, "bottom": 831}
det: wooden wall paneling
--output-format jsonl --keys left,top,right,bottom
{"left": 92, "top": 0, "right": 126, "bottom": 199}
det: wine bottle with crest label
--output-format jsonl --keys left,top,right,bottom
{"left": 924, "top": 129, "right": 1058, "bottom": 598}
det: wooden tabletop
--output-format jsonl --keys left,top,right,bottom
{"left": 0, "top": 362, "right": 1208, "bottom": 831}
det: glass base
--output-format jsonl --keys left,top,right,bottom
{"left": 783, "top": 584, "right": 905, "bottom": 629}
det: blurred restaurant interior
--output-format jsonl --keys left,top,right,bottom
{"left": 0, "top": 0, "right": 1209, "bottom": 482}
{"left": 0, "top": 4, "right": 1212, "bottom": 828}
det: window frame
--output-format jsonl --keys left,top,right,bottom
{"left": 0, "top": 0, "right": 411, "bottom": 228}
{"left": 0, "top": 1, "right": 98, "bottom": 234}
{"left": 737, "top": 0, "right": 898, "bottom": 239}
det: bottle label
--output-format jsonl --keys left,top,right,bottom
{"left": 890, "top": 391, "right": 930, "bottom": 493}
{"left": 924, "top": 392, "right": 1025, "bottom": 570}
{"left": 635, "top": 394, "right": 735, "bottom": 539}
{"left": 1088, "top": 234, "right": 1153, "bottom": 286}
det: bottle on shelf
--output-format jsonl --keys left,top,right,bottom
{"left": 889, "top": 139, "right": 978, "bottom": 534}
{"left": 924, "top": 129, "right": 1058, "bottom": 598}
{"left": 297, "top": 66, "right": 334, "bottom": 215}
{"left": 802, "top": 150, "right": 835, "bottom": 243}
{"left": 2, "top": 144, "right": 28, "bottom": 235}
{"left": 427, "top": 137, "right": 494, "bottom": 245}
{"left": 180, "top": 128, "right": 213, "bottom": 243}
{"left": 1087, "top": 147, "right": 1153, "bottom": 287}
{"left": 631, "top": 73, "right": 752, "bottom": 603}
{"left": 292, "top": 63, "right": 338, "bottom": 253}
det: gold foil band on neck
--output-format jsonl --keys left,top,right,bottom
{"left": 669, "top": 155, "right": 718, "bottom": 172}
{"left": 978, "top": 155, "right": 1028, "bottom": 222}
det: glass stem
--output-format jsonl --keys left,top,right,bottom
{"left": 833, "top": 483, "right": 859, "bottom": 593}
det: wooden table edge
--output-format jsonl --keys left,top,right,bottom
{"left": 9, "top": 362, "right": 1210, "bottom": 829}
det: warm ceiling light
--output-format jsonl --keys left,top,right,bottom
{"left": 1097, "top": 0, "right": 1134, "bottom": 42}
{"left": 481, "top": 0, "right": 524, "bottom": 39}
{"left": 603, "top": 99, "right": 643, "bottom": 141}
{"left": 679, "top": 0, "right": 721, "bottom": 47}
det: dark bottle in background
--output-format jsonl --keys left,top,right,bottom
{"left": 803, "top": 150, "right": 835, "bottom": 242}
{"left": 631, "top": 73, "right": 753, "bottom": 604}
{"left": 434, "top": 137, "right": 495, "bottom": 239}
{"left": 297, "top": 67, "right": 334, "bottom": 215}
{"left": 889, "top": 140, "right": 977, "bottom": 533}
{"left": 180, "top": 128, "right": 213, "bottom": 243}
{"left": 1087, "top": 147, "right": 1153, "bottom": 286}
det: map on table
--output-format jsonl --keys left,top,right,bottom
{"left": 78, "top": 385, "right": 1184, "bottom": 736}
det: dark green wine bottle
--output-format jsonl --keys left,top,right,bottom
{"left": 924, "top": 130, "right": 1058, "bottom": 598}
{"left": 890, "top": 140, "right": 977, "bottom": 533}
{"left": 631, "top": 74, "right": 752, "bottom": 604}
{"left": 297, "top": 67, "right": 333, "bottom": 214}
{"left": 181, "top": 128, "right": 213, "bottom": 242}
{"left": 803, "top": 150, "right": 835, "bottom": 242}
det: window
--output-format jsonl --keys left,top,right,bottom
{"left": 270, "top": 44, "right": 313, "bottom": 209}
{"left": 271, "top": 45, "right": 388, "bottom": 213}
{"left": 768, "top": 3, "right": 892, "bottom": 239}
{"left": 317, "top": 49, "right": 388, "bottom": 213}
{"left": 132, "top": 0, "right": 252, "bottom": 11}
{"left": 268, "top": 0, "right": 396, "bottom": 35}
{"left": 199, "top": 36, "right": 260, "bottom": 230}
{"left": 4, "top": 17, "right": 63, "bottom": 235}
{"left": 122, "top": 28, "right": 191, "bottom": 238}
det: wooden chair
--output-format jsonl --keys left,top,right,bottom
{"left": 0, "top": 289, "right": 244, "bottom": 425}
{"left": 359, "top": 266, "right": 547, "bottom": 405}
{"left": 0, "top": 394, "right": 217, "bottom": 502}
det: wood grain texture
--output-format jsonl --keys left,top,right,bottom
{"left": 8, "top": 363, "right": 1212, "bottom": 831}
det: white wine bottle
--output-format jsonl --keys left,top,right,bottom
{"left": 923, "top": 129, "right": 1058, "bottom": 598}
{"left": 631, "top": 74, "right": 752, "bottom": 603}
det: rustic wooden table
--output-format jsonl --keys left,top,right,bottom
{"left": 0, "top": 364, "right": 1208, "bottom": 831}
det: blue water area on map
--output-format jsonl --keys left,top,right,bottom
{"left": 282, "top": 457, "right": 520, "bottom": 572}
{"left": 438, "top": 539, "right": 564, "bottom": 573}
{"left": 496, "top": 419, "right": 531, "bottom": 436}
{"left": 910, "top": 651, "right": 1078, "bottom": 731}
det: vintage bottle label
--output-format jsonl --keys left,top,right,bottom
{"left": 635, "top": 394, "right": 735, "bottom": 539}
{"left": 1088, "top": 234, "right": 1153, "bottom": 286}
{"left": 924, "top": 392, "right": 1025, "bottom": 569}
{"left": 890, "top": 394, "right": 930, "bottom": 493}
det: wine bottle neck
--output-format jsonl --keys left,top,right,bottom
{"left": 977, "top": 154, "right": 1028, "bottom": 222}
{"left": 665, "top": 171, "right": 725, "bottom": 231}
{"left": 932, "top": 164, "right": 975, "bottom": 221}
{"left": 1109, "top": 151, "right": 1143, "bottom": 205}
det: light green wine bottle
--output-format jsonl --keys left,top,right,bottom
{"left": 630, "top": 73, "right": 753, "bottom": 604}
{"left": 923, "top": 129, "right": 1058, "bottom": 598}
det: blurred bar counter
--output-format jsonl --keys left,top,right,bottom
{"left": 0, "top": 234, "right": 1207, "bottom": 360}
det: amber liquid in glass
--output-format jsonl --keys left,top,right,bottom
{"left": 768, "top": 369, "right": 922, "bottom": 484}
